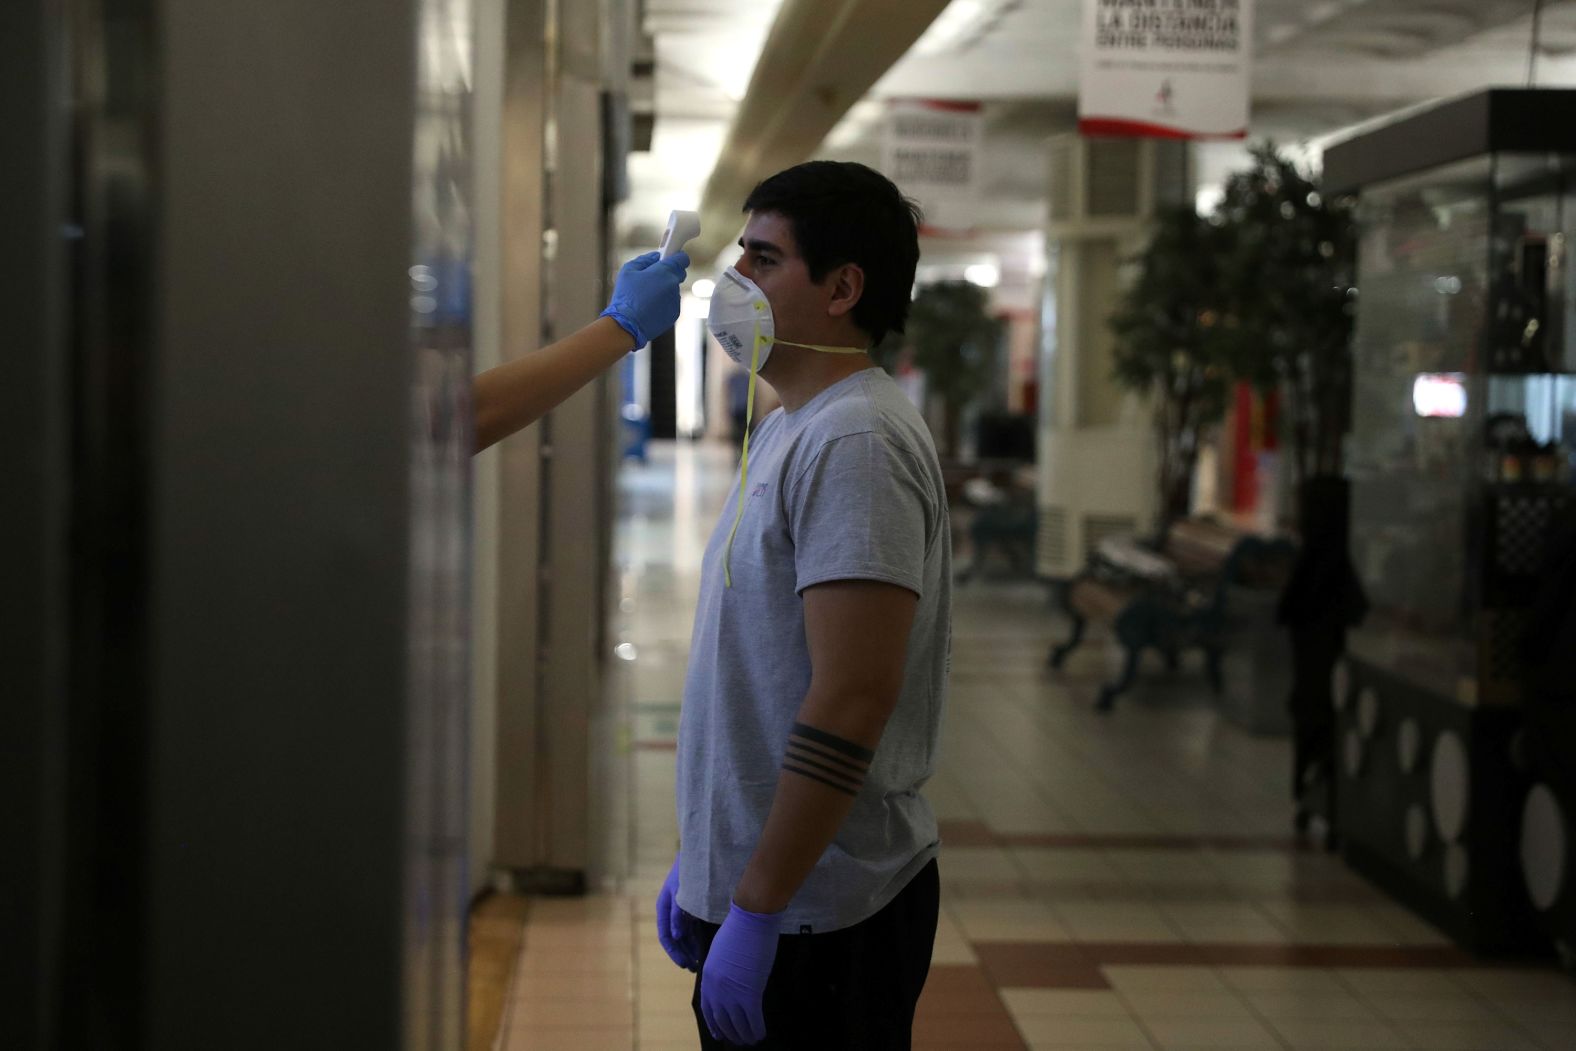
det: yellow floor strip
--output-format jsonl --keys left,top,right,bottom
{"left": 466, "top": 892, "right": 530, "bottom": 1051}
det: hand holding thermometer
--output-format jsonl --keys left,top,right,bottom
{"left": 601, "top": 212, "right": 698, "bottom": 352}
{"left": 659, "top": 209, "right": 701, "bottom": 261}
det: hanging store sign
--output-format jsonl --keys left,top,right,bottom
{"left": 1078, "top": 0, "right": 1252, "bottom": 139}
{"left": 882, "top": 99, "right": 983, "bottom": 232}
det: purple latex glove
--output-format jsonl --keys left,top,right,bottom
{"left": 699, "top": 901, "right": 780, "bottom": 1046}
{"left": 655, "top": 855, "right": 697, "bottom": 971}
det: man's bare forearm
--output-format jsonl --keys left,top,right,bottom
{"left": 472, "top": 316, "right": 635, "bottom": 453}
{"left": 731, "top": 696, "right": 893, "bottom": 915}
{"left": 731, "top": 580, "right": 917, "bottom": 915}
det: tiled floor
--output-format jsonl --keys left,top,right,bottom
{"left": 496, "top": 441, "right": 1576, "bottom": 1051}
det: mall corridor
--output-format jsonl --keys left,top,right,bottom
{"left": 490, "top": 442, "right": 1576, "bottom": 1051}
{"left": 17, "top": 1, "right": 1576, "bottom": 1047}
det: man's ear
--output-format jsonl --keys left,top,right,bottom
{"left": 825, "top": 263, "right": 865, "bottom": 319}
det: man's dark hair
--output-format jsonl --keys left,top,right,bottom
{"left": 743, "top": 161, "right": 922, "bottom": 345}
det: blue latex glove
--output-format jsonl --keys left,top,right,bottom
{"left": 699, "top": 901, "right": 780, "bottom": 1046}
{"left": 655, "top": 854, "right": 698, "bottom": 972}
{"left": 600, "top": 250, "right": 690, "bottom": 347}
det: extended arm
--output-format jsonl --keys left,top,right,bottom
{"left": 473, "top": 317, "right": 633, "bottom": 452}
{"left": 472, "top": 250, "right": 689, "bottom": 453}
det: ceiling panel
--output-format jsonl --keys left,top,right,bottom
{"left": 623, "top": 0, "right": 1576, "bottom": 251}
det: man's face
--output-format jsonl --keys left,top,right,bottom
{"left": 734, "top": 210, "right": 828, "bottom": 343}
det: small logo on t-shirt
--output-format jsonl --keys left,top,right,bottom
{"left": 750, "top": 483, "right": 769, "bottom": 499}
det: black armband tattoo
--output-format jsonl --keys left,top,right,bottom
{"left": 782, "top": 722, "right": 874, "bottom": 797}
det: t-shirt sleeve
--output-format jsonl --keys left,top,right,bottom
{"left": 787, "top": 431, "right": 935, "bottom": 597}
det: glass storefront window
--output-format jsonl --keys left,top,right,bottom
{"left": 1347, "top": 152, "right": 1576, "bottom": 705}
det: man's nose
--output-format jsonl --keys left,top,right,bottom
{"left": 734, "top": 256, "right": 754, "bottom": 281}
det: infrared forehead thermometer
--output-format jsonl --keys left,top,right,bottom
{"left": 659, "top": 209, "right": 701, "bottom": 260}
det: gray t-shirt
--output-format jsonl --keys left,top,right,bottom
{"left": 676, "top": 367, "right": 952, "bottom": 934}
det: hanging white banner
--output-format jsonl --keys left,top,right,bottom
{"left": 1078, "top": 0, "right": 1252, "bottom": 139}
{"left": 882, "top": 98, "right": 983, "bottom": 232}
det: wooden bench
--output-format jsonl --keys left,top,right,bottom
{"left": 1047, "top": 518, "right": 1294, "bottom": 711}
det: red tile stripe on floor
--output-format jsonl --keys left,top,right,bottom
{"left": 913, "top": 964, "right": 1030, "bottom": 1050}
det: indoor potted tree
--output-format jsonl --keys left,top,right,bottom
{"left": 1215, "top": 144, "right": 1365, "bottom": 835}
{"left": 899, "top": 280, "right": 1002, "bottom": 462}
{"left": 1108, "top": 203, "right": 1235, "bottom": 537}
{"left": 1215, "top": 144, "right": 1357, "bottom": 496}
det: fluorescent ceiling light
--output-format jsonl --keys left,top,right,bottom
{"left": 692, "top": 278, "right": 717, "bottom": 299}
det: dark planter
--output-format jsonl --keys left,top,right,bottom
{"left": 1518, "top": 511, "right": 1576, "bottom": 966}
{"left": 1278, "top": 476, "right": 1367, "bottom": 842}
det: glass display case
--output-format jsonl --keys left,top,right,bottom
{"left": 1344, "top": 154, "right": 1576, "bottom": 707}
{"left": 1322, "top": 90, "right": 1576, "bottom": 955}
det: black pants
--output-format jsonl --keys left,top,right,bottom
{"left": 687, "top": 859, "right": 939, "bottom": 1050}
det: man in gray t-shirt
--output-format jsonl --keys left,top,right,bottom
{"left": 654, "top": 161, "right": 952, "bottom": 1049}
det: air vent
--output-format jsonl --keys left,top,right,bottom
{"left": 1152, "top": 140, "right": 1191, "bottom": 208}
{"left": 1037, "top": 504, "right": 1070, "bottom": 575}
{"left": 1086, "top": 139, "right": 1140, "bottom": 217}
{"left": 1048, "top": 137, "right": 1074, "bottom": 223}
{"left": 1047, "top": 134, "right": 1192, "bottom": 225}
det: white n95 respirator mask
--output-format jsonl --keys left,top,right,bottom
{"left": 703, "top": 266, "right": 867, "bottom": 587}
{"left": 706, "top": 267, "right": 868, "bottom": 372}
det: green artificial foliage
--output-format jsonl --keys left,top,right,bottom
{"left": 1108, "top": 204, "right": 1235, "bottom": 532}
{"left": 896, "top": 280, "right": 1003, "bottom": 459}
{"left": 1107, "top": 145, "right": 1357, "bottom": 531}
{"left": 1215, "top": 143, "right": 1357, "bottom": 483}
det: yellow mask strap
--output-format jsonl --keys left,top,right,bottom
{"left": 766, "top": 337, "right": 869, "bottom": 356}
{"left": 723, "top": 323, "right": 764, "bottom": 588}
